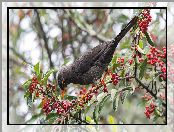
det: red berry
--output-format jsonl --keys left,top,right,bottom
{"left": 129, "top": 59, "right": 133, "bottom": 65}
{"left": 161, "top": 67, "right": 166, "bottom": 73}
{"left": 32, "top": 76, "right": 37, "bottom": 82}
{"left": 36, "top": 91, "right": 39, "bottom": 97}
{"left": 103, "top": 86, "right": 108, "bottom": 93}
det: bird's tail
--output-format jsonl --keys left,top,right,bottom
{"left": 113, "top": 16, "right": 138, "bottom": 46}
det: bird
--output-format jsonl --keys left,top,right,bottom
{"left": 57, "top": 16, "right": 138, "bottom": 92}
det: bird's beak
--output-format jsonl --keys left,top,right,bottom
{"left": 61, "top": 87, "right": 67, "bottom": 99}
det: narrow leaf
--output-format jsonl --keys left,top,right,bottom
{"left": 86, "top": 116, "right": 94, "bottom": 123}
{"left": 93, "top": 105, "right": 99, "bottom": 124}
{"left": 22, "top": 79, "right": 31, "bottom": 90}
{"left": 120, "top": 90, "right": 129, "bottom": 104}
{"left": 41, "top": 69, "right": 55, "bottom": 85}
{"left": 37, "top": 73, "right": 43, "bottom": 82}
{"left": 97, "top": 93, "right": 107, "bottom": 103}
{"left": 26, "top": 94, "right": 32, "bottom": 108}
{"left": 144, "top": 32, "right": 155, "bottom": 46}
{"left": 139, "top": 58, "right": 147, "bottom": 79}
{"left": 113, "top": 92, "right": 119, "bottom": 111}
{"left": 137, "top": 45, "right": 145, "bottom": 54}
{"left": 64, "top": 95, "right": 77, "bottom": 100}
{"left": 34, "top": 62, "right": 40, "bottom": 76}
{"left": 139, "top": 40, "right": 144, "bottom": 49}
{"left": 46, "top": 113, "right": 58, "bottom": 121}
{"left": 111, "top": 89, "right": 117, "bottom": 101}
{"left": 111, "top": 54, "right": 118, "bottom": 64}
{"left": 98, "top": 94, "right": 110, "bottom": 114}
{"left": 84, "top": 100, "right": 96, "bottom": 115}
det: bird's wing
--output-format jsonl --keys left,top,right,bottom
{"left": 71, "top": 42, "right": 108, "bottom": 75}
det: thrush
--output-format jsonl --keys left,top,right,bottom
{"left": 58, "top": 16, "right": 138, "bottom": 91}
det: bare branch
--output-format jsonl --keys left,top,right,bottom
{"left": 34, "top": 9, "right": 56, "bottom": 80}
{"left": 9, "top": 47, "right": 33, "bottom": 66}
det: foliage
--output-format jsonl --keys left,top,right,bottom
{"left": 22, "top": 9, "right": 166, "bottom": 124}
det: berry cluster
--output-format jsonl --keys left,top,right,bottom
{"left": 142, "top": 93, "right": 152, "bottom": 101}
{"left": 42, "top": 97, "right": 74, "bottom": 115}
{"left": 146, "top": 46, "right": 166, "bottom": 80}
{"left": 117, "top": 57, "right": 124, "bottom": 66}
{"left": 77, "top": 84, "right": 100, "bottom": 108}
{"left": 111, "top": 73, "right": 119, "bottom": 85}
{"left": 42, "top": 98, "right": 53, "bottom": 115}
{"left": 79, "top": 87, "right": 87, "bottom": 95}
{"left": 144, "top": 102, "right": 156, "bottom": 119}
{"left": 27, "top": 75, "right": 74, "bottom": 116}
{"left": 28, "top": 76, "right": 38, "bottom": 93}
{"left": 138, "top": 9, "right": 152, "bottom": 33}
{"left": 99, "top": 80, "right": 108, "bottom": 93}
{"left": 28, "top": 76, "right": 56, "bottom": 98}
{"left": 102, "top": 86, "right": 108, "bottom": 93}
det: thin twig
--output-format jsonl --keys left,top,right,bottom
{"left": 10, "top": 47, "right": 33, "bottom": 66}
{"left": 34, "top": 9, "right": 56, "bottom": 80}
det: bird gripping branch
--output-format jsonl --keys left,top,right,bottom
{"left": 57, "top": 16, "right": 138, "bottom": 93}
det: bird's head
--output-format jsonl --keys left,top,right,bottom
{"left": 57, "top": 66, "right": 69, "bottom": 90}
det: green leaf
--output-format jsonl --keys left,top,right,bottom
{"left": 154, "top": 109, "right": 162, "bottom": 118}
{"left": 143, "top": 46, "right": 150, "bottom": 54}
{"left": 41, "top": 69, "right": 55, "bottom": 85}
{"left": 24, "top": 91, "right": 30, "bottom": 98}
{"left": 153, "top": 115, "right": 159, "bottom": 122}
{"left": 111, "top": 54, "right": 118, "bottom": 64}
{"left": 64, "top": 95, "right": 77, "bottom": 101}
{"left": 120, "top": 69, "right": 125, "bottom": 77}
{"left": 159, "top": 76, "right": 163, "bottom": 82}
{"left": 46, "top": 113, "right": 59, "bottom": 121}
{"left": 86, "top": 116, "right": 94, "bottom": 123}
{"left": 113, "top": 92, "right": 119, "bottom": 111}
{"left": 112, "top": 63, "right": 120, "bottom": 72}
{"left": 37, "top": 73, "right": 43, "bottom": 82}
{"left": 120, "top": 39, "right": 131, "bottom": 49}
{"left": 137, "top": 45, "right": 145, "bottom": 54}
{"left": 120, "top": 90, "right": 129, "bottom": 104}
{"left": 137, "top": 100, "right": 146, "bottom": 107}
{"left": 144, "top": 32, "right": 155, "bottom": 46}
{"left": 117, "top": 14, "right": 129, "bottom": 23}
{"left": 34, "top": 62, "right": 40, "bottom": 76}
{"left": 139, "top": 58, "right": 147, "bottom": 79}
{"left": 37, "top": 101, "right": 42, "bottom": 109}
{"left": 139, "top": 40, "right": 144, "bottom": 49}
{"left": 32, "top": 92, "right": 35, "bottom": 102}
{"left": 98, "top": 94, "right": 110, "bottom": 114}
{"left": 108, "top": 115, "right": 115, "bottom": 124}
{"left": 22, "top": 79, "right": 31, "bottom": 90}
{"left": 84, "top": 100, "right": 96, "bottom": 115}
{"left": 97, "top": 93, "right": 107, "bottom": 102}
{"left": 93, "top": 105, "right": 99, "bottom": 124}
{"left": 26, "top": 93, "right": 32, "bottom": 108}
{"left": 111, "top": 89, "right": 117, "bottom": 101}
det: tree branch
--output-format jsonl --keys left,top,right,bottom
{"left": 135, "top": 77, "right": 157, "bottom": 99}
{"left": 34, "top": 9, "right": 56, "bottom": 80}
{"left": 64, "top": 9, "right": 110, "bottom": 43}
{"left": 9, "top": 47, "right": 33, "bottom": 66}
